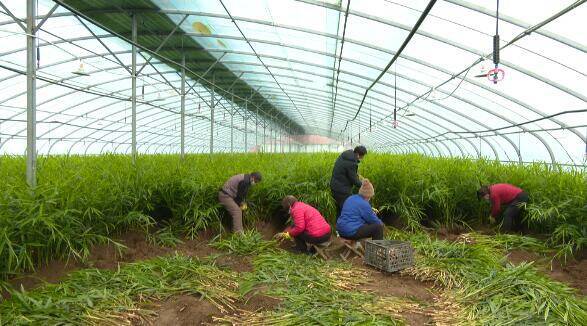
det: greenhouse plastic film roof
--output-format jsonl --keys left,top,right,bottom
{"left": 0, "top": 0, "right": 585, "bottom": 165}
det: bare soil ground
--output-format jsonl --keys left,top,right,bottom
{"left": 146, "top": 295, "right": 220, "bottom": 326}
{"left": 215, "top": 254, "right": 254, "bottom": 273}
{"left": 4, "top": 229, "right": 220, "bottom": 297}
{"left": 354, "top": 260, "right": 435, "bottom": 326}
{"left": 142, "top": 289, "right": 282, "bottom": 326}
{"left": 238, "top": 289, "right": 283, "bottom": 312}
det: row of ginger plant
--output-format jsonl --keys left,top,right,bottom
{"left": 0, "top": 153, "right": 585, "bottom": 280}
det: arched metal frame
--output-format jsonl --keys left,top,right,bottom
{"left": 0, "top": 0, "right": 584, "bottom": 165}
{"left": 0, "top": 42, "right": 547, "bottom": 161}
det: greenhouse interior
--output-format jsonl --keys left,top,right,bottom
{"left": 0, "top": 0, "right": 586, "bottom": 324}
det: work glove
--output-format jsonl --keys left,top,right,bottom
{"left": 240, "top": 203, "right": 248, "bottom": 211}
{"left": 372, "top": 207, "right": 380, "bottom": 215}
{"left": 489, "top": 216, "right": 496, "bottom": 225}
{"left": 274, "top": 232, "right": 291, "bottom": 241}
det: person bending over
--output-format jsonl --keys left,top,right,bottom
{"left": 336, "top": 179, "right": 384, "bottom": 240}
{"left": 275, "top": 195, "right": 331, "bottom": 254}
{"left": 477, "top": 183, "right": 529, "bottom": 232}
{"left": 330, "top": 145, "right": 367, "bottom": 219}
{"left": 218, "top": 172, "right": 262, "bottom": 233}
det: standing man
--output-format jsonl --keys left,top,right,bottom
{"left": 219, "top": 172, "right": 262, "bottom": 233}
{"left": 330, "top": 145, "right": 367, "bottom": 219}
{"left": 477, "top": 183, "right": 529, "bottom": 232}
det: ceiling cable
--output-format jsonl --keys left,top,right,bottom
{"left": 329, "top": 0, "right": 351, "bottom": 134}
{"left": 354, "top": 0, "right": 586, "bottom": 142}
{"left": 342, "top": 0, "right": 438, "bottom": 133}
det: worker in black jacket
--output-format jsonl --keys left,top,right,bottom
{"left": 330, "top": 146, "right": 367, "bottom": 219}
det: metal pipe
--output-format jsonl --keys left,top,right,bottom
{"left": 255, "top": 108, "right": 258, "bottom": 150}
{"left": 230, "top": 94, "right": 234, "bottom": 153}
{"left": 269, "top": 128, "right": 272, "bottom": 153}
{"left": 136, "top": 15, "right": 189, "bottom": 76}
{"left": 26, "top": 0, "right": 37, "bottom": 188}
{"left": 180, "top": 53, "right": 186, "bottom": 159}
{"left": 131, "top": 14, "right": 137, "bottom": 163}
{"left": 244, "top": 117, "right": 248, "bottom": 152}
{"left": 210, "top": 72, "right": 215, "bottom": 154}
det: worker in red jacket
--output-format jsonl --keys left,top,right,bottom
{"left": 477, "top": 183, "right": 529, "bottom": 232}
{"left": 275, "top": 196, "right": 331, "bottom": 254}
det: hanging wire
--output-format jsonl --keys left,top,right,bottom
{"left": 428, "top": 66, "right": 473, "bottom": 101}
{"left": 343, "top": 0, "right": 438, "bottom": 133}
{"left": 362, "top": 0, "right": 585, "bottom": 141}
{"left": 490, "top": 0, "right": 503, "bottom": 84}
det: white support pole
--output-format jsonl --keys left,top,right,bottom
{"left": 26, "top": 0, "right": 37, "bottom": 188}
{"left": 244, "top": 101, "right": 248, "bottom": 152}
{"left": 230, "top": 95, "right": 234, "bottom": 153}
{"left": 131, "top": 14, "right": 137, "bottom": 163}
{"left": 274, "top": 128, "right": 277, "bottom": 153}
{"left": 255, "top": 108, "right": 258, "bottom": 150}
{"left": 180, "top": 53, "right": 186, "bottom": 159}
{"left": 210, "top": 73, "right": 215, "bottom": 154}
{"left": 244, "top": 118, "right": 248, "bottom": 153}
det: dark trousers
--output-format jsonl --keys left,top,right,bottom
{"left": 343, "top": 224, "right": 384, "bottom": 241}
{"left": 501, "top": 192, "right": 529, "bottom": 232}
{"left": 293, "top": 232, "right": 331, "bottom": 253}
{"left": 331, "top": 191, "right": 351, "bottom": 220}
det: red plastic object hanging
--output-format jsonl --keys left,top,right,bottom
{"left": 487, "top": 67, "right": 505, "bottom": 84}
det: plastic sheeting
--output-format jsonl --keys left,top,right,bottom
{"left": 0, "top": 0, "right": 585, "bottom": 164}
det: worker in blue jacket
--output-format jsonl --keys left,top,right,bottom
{"left": 336, "top": 179, "right": 384, "bottom": 240}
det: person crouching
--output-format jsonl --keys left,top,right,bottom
{"left": 275, "top": 195, "right": 331, "bottom": 254}
{"left": 336, "top": 179, "right": 384, "bottom": 240}
{"left": 218, "top": 172, "right": 262, "bottom": 233}
{"left": 477, "top": 183, "right": 529, "bottom": 232}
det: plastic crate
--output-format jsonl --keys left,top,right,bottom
{"left": 364, "top": 240, "right": 414, "bottom": 272}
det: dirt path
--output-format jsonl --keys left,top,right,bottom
{"left": 3, "top": 221, "right": 274, "bottom": 299}
{"left": 4, "top": 229, "right": 218, "bottom": 298}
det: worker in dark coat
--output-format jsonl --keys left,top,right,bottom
{"left": 477, "top": 183, "right": 529, "bottom": 232}
{"left": 330, "top": 146, "right": 367, "bottom": 219}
